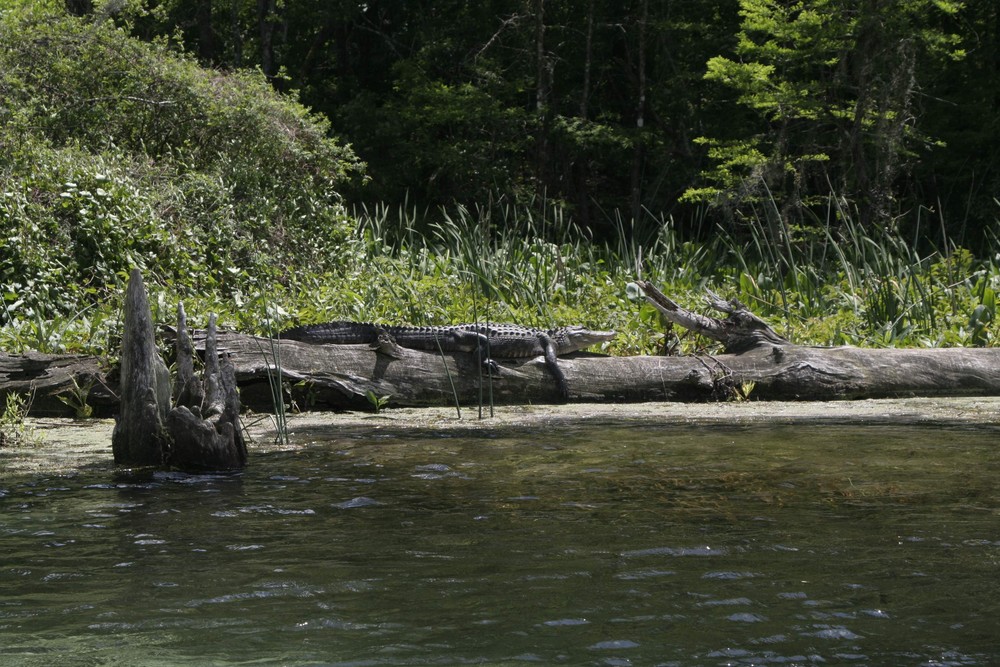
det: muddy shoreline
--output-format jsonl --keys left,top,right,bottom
{"left": 4, "top": 396, "right": 1000, "bottom": 475}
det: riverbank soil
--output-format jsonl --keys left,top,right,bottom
{"left": 4, "top": 397, "right": 999, "bottom": 475}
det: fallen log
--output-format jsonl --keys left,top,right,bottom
{"left": 199, "top": 324, "right": 1000, "bottom": 410}
{"left": 200, "top": 330, "right": 661, "bottom": 409}
{"left": 4, "top": 283, "right": 1000, "bottom": 414}
{"left": 0, "top": 351, "right": 117, "bottom": 416}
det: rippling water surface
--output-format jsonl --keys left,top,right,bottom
{"left": 2, "top": 420, "right": 1000, "bottom": 665}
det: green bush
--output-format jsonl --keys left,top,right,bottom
{"left": 0, "top": 9, "right": 363, "bottom": 331}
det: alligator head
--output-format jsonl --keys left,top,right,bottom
{"left": 553, "top": 325, "right": 617, "bottom": 353}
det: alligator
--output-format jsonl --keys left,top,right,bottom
{"left": 280, "top": 321, "right": 616, "bottom": 398}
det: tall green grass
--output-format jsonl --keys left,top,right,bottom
{"left": 1, "top": 197, "right": 996, "bottom": 360}
{"left": 719, "top": 194, "right": 997, "bottom": 348}
{"left": 331, "top": 196, "right": 998, "bottom": 352}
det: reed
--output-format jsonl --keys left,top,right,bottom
{"left": 3, "top": 197, "right": 997, "bottom": 364}
{"left": 288, "top": 197, "right": 1000, "bottom": 352}
{"left": 255, "top": 298, "right": 289, "bottom": 447}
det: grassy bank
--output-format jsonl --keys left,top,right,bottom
{"left": 2, "top": 199, "right": 996, "bottom": 360}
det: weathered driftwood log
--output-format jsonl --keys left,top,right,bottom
{"left": 196, "top": 312, "right": 1000, "bottom": 410}
{"left": 0, "top": 352, "right": 117, "bottom": 416}
{"left": 5, "top": 280, "right": 1000, "bottom": 413}
{"left": 112, "top": 269, "right": 246, "bottom": 470}
{"left": 633, "top": 280, "right": 789, "bottom": 352}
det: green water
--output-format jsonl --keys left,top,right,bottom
{"left": 2, "top": 421, "right": 1000, "bottom": 666}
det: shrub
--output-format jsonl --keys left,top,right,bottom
{"left": 0, "top": 9, "right": 363, "bottom": 328}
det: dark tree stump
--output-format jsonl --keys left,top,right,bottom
{"left": 111, "top": 269, "right": 171, "bottom": 466}
{"left": 112, "top": 269, "right": 246, "bottom": 471}
{"left": 167, "top": 312, "right": 247, "bottom": 471}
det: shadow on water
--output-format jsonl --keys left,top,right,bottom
{"left": 2, "top": 420, "right": 999, "bottom": 665}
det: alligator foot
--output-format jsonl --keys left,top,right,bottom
{"left": 370, "top": 327, "right": 405, "bottom": 358}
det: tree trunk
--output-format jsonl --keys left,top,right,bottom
{"left": 64, "top": 0, "right": 93, "bottom": 16}
{"left": 230, "top": 0, "right": 244, "bottom": 68}
{"left": 573, "top": 0, "right": 596, "bottom": 229}
{"left": 535, "top": 0, "right": 549, "bottom": 115}
{"left": 534, "top": 0, "right": 552, "bottom": 197}
{"left": 630, "top": 0, "right": 649, "bottom": 222}
{"left": 258, "top": 0, "right": 278, "bottom": 80}
{"left": 580, "top": 0, "right": 594, "bottom": 120}
{"left": 196, "top": 0, "right": 216, "bottom": 63}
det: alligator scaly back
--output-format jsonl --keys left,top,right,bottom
{"left": 280, "top": 321, "right": 616, "bottom": 398}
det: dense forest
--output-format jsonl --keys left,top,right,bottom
{"left": 1, "top": 0, "right": 998, "bottom": 357}
{"left": 121, "top": 0, "right": 998, "bottom": 243}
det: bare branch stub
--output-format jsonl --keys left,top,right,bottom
{"left": 636, "top": 281, "right": 788, "bottom": 353}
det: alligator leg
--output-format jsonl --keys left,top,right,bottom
{"left": 466, "top": 331, "right": 567, "bottom": 398}
{"left": 538, "top": 334, "right": 569, "bottom": 399}
{"left": 423, "top": 329, "right": 500, "bottom": 372}
{"left": 370, "top": 326, "right": 405, "bottom": 358}
{"left": 465, "top": 332, "right": 501, "bottom": 373}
